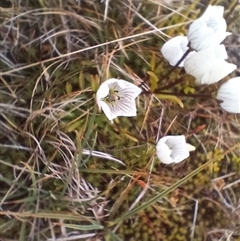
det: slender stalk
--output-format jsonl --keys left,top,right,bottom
{"left": 158, "top": 48, "right": 193, "bottom": 90}
{"left": 142, "top": 90, "right": 213, "bottom": 99}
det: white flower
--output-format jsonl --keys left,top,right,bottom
{"left": 184, "top": 45, "right": 237, "bottom": 85}
{"left": 216, "top": 77, "right": 240, "bottom": 113}
{"left": 96, "top": 78, "right": 142, "bottom": 121}
{"left": 156, "top": 135, "right": 195, "bottom": 164}
{"left": 160, "top": 36, "right": 195, "bottom": 67}
{"left": 187, "top": 5, "right": 231, "bottom": 51}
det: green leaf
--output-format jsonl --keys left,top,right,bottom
{"left": 66, "top": 120, "right": 83, "bottom": 132}
{"left": 79, "top": 71, "right": 85, "bottom": 90}
{"left": 154, "top": 63, "right": 164, "bottom": 75}
{"left": 80, "top": 60, "right": 94, "bottom": 66}
{"left": 156, "top": 94, "right": 184, "bottom": 108}
{"left": 183, "top": 86, "right": 195, "bottom": 94}
{"left": 150, "top": 52, "right": 156, "bottom": 71}
{"left": 63, "top": 223, "right": 104, "bottom": 231}
{"left": 65, "top": 82, "right": 72, "bottom": 94}
{"left": 147, "top": 71, "right": 159, "bottom": 92}
{"left": 90, "top": 75, "right": 100, "bottom": 92}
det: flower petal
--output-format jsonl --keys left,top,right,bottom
{"left": 165, "top": 136, "right": 190, "bottom": 163}
{"left": 100, "top": 101, "right": 118, "bottom": 120}
{"left": 170, "top": 147, "right": 189, "bottom": 163}
{"left": 184, "top": 47, "right": 237, "bottom": 85}
{"left": 156, "top": 142, "right": 174, "bottom": 164}
{"left": 107, "top": 79, "right": 123, "bottom": 92}
{"left": 185, "top": 143, "right": 196, "bottom": 152}
{"left": 188, "top": 18, "right": 215, "bottom": 51}
{"left": 199, "top": 60, "right": 236, "bottom": 85}
{"left": 202, "top": 5, "right": 224, "bottom": 20}
{"left": 96, "top": 82, "right": 109, "bottom": 109}
{"left": 161, "top": 36, "right": 190, "bottom": 67}
{"left": 217, "top": 77, "right": 240, "bottom": 113}
{"left": 213, "top": 44, "right": 228, "bottom": 59}
{"left": 117, "top": 80, "right": 142, "bottom": 99}
{"left": 163, "top": 135, "right": 186, "bottom": 149}
{"left": 187, "top": 5, "right": 228, "bottom": 51}
{"left": 156, "top": 135, "right": 193, "bottom": 164}
{"left": 110, "top": 99, "right": 137, "bottom": 117}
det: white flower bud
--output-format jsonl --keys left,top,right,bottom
{"left": 187, "top": 5, "right": 231, "bottom": 51}
{"left": 217, "top": 77, "right": 240, "bottom": 113}
{"left": 156, "top": 135, "right": 195, "bottom": 164}
{"left": 184, "top": 45, "right": 236, "bottom": 85}
{"left": 160, "top": 36, "right": 194, "bottom": 67}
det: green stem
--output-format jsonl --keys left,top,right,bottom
{"left": 143, "top": 90, "right": 213, "bottom": 99}
{"left": 158, "top": 48, "right": 193, "bottom": 91}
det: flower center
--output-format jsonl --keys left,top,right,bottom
{"left": 104, "top": 90, "right": 120, "bottom": 103}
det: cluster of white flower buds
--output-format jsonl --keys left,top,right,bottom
{"left": 161, "top": 5, "right": 239, "bottom": 114}
{"left": 95, "top": 5, "right": 239, "bottom": 165}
